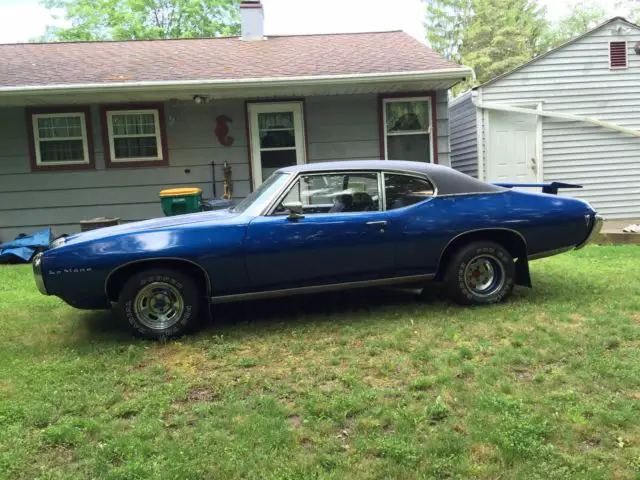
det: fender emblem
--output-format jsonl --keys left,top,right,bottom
{"left": 48, "top": 268, "right": 93, "bottom": 275}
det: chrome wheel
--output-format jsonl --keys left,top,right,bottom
{"left": 133, "top": 282, "right": 185, "bottom": 330}
{"left": 463, "top": 254, "right": 506, "bottom": 297}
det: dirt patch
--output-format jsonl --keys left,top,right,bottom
{"left": 288, "top": 415, "right": 302, "bottom": 428}
{"left": 569, "top": 313, "right": 586, "bottom": 324}
{"left": 149, "top": 345, "right": 209, "bottom": 378}
{"left": 186, "top": 388, "right": 215, "bottom": 403}
{"left": 132, "top": 359, "right": 151, "bottom": 371}
{"left": 453, "top": 422, "right": 467, "bottom": 434}
{"left": 509, "top": 366, "right": 536, "bottom": 381}
{"left": 535, "top": 312, "right": 550, "bottom": 323}
{"left": 582, "top": 437, "right": 601, "bottom": 451}
{"left": 36, "top": 445, "right": 76, "bottom": 470}
{"left": 470, "top": 442, "right": 500, "bottom": 463}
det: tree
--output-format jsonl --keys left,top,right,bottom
{"left": 459, "top": 0, "right": 548, "bottom": 87}
{"left": 423, "top": 0, "right": 473, "bottom": 63}
{"left": 544, "top": 0, "right": 608, "bottom": 48}
{"left": 41, "top": 0, "right": 241, "bottom": 41}
{"left": 618, "top": 0, "right": 640, "bottom": 23}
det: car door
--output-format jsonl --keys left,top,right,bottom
{"left": 244, "top": 171, "right": 395, "bottom": 290}
{"left": 381, "top": 172, "right": 442, "bottom": 275}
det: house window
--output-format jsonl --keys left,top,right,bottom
{"left": 247, "top": 101, "right": 306, "bottom": 190}
{"left": 610, "top": 41, "right": 628, "bottom": 69}
{"left": 382, "top": 96, "right": 435, "bottom": 163}
{"left": 29, "top": 111, "right": 91, "bottom": 170}
{"left": 102, "top": 105, "right": 168, "bottom": 167}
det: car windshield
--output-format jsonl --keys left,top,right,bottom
{"left": 232, "top": 172, "right": 291, "bottom": 214}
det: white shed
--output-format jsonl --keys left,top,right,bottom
{"left": 450, "top": 17, "right": 640, "bottom": 219}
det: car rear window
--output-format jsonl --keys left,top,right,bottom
{"left": 384, "top": 173, "right": 435, "bottom": 210}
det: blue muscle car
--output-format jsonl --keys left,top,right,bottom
{"left": 33, "top": 160, "right": 603, "bottom": 339}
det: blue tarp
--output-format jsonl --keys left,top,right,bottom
{"left": 0, "top": 228, "right": 53, "bottom": 263}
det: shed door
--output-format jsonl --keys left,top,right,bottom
{"left": 487, "top": 110, "right": 539, "bottom": 184}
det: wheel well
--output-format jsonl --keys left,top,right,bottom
{"left": 435, "top": 229, "right": 531, "bottom": 287}
{"left": 105, "top": 259, "right": 211, "bottom": 302}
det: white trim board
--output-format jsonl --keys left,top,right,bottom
{"left": 31, "top": 112, "right": 90, "bottom": 166}
{"left": 247, "top": 101, "right": 307, "bottom": 190}
{"left": 0, "top": 68, "right": 473, "bottom": 96}
{"left": 474, "top": 101, "right": 640, "bottom": 138}
{"left": 382, "top": 96, "right": 435, "bottom": 164}
{"left": 106, "top": 109, "right": 164, "bottom": 163}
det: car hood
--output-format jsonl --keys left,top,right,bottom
{"left": 61, "top": 209, "right": 241, "bottom": 246}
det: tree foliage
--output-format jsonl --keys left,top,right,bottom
{"left": 423, "top": 0, "right": 628, "bottom": 92}
{"left": 424, "top": 0, "right": 547, "bottom": 91}
{"left": 544, "top": 0, "right": 608, "bottom": 47}
{"left": 460, "top": 0, "right": 548, "bottom": 86}
{"left": 620, "top": 0, "right": 640, "bottom": 23}
{"left": 41, "top": 0, "right": 241, "bottom": 41}
{"left": 424, "top": 0, "right": 472, "bottom": 63}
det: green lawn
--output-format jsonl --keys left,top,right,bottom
{"left": 0, "top": 246, "right": 639, "bottom": 479}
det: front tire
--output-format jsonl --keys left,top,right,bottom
{"left": 444, "top": 241, "right": 515, "bottom": 305}
{"left": 116, "top": 269, "right": 200, "bottom": 340}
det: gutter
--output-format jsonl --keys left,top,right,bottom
{"left": 0, "top": 68, "right": 473, "bottom": 97}
{"left": 474, "top": 100, "right": 640, "bottom": 138}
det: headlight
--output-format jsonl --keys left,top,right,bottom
{"left": 51, "top": 237, "right": 67, "bottom": 249}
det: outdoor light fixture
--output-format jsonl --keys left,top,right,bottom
{"left": 193, "top": 95, "right": 210, "bottom": 104}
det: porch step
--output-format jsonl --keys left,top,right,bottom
{"left": 594, "top": 219, "right": 640, "bottom": 245}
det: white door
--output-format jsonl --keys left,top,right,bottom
{"left": 487, "top": 109, "right": 539, "bottom": 185}
{"left": 248, "top": 101, "right": 306, "bottom": 190}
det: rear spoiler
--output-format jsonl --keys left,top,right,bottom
{"left": 493, "top": 182, "right": 583, "bottom": 195}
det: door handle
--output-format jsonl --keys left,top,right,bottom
{"left": 366, "top": 221, "right": 388, "bottom": 226}
{"left": 531, "top": 157, "right": 537, "bottom": 173}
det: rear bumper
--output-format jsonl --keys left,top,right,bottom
{"left": 32, "top": 253, "right": 48, "bottom": 295}
{"left": 576, "top": 214, "right": 604, "bottom": 250}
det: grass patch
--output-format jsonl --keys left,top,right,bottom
{"left": 0, "top": 246, "right": 639, "bottom": 478}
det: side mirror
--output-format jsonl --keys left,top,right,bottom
{"left": 282, "top": 201, "right": 305, "bottom": 221}
{"left": 283, "top": 201, "right": 303, "bottom": 214}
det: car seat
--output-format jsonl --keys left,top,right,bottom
{"left": 329, "top": 194, "right": 354, "bottom": 213}
{"left": 351, "top": 192, "right": 374, "bottom": 212}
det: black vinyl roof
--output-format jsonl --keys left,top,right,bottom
{"left": 279, "top": 160, "right": 505, "bottom": 196}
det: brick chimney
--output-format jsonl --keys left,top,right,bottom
{"left": 240, "top": 1, "right": 265, "bottom": 41}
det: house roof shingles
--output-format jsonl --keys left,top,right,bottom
{"left": 0, "top": 31, "right": 463, "bottom": 88}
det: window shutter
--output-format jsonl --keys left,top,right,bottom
{"left": 610, "top": 41, "right": 627, "bottom": 68}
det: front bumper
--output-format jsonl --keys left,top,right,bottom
{"left": 576, "top": 214, "right": 604, "bottom": 250}
{"left": 32, "top": 253, "right": 48, "bottom": 295}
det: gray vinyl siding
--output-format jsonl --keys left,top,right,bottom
{"left": 449, "top": 91, "right": 478, "bottom": 177}
{"left": 0, "top": 100, "right": 251, "bottom": 242}
{"left": 306, "top": 91, "right": 451, "bottom": 166}
{"left": 0, "top": 90, "right": 452, "bottom": 242}
{"left": 306, "top": 95, "right": 380, "bottom": 162}
{"left": 479, "top": 18, "right": 640, "bottom": 219}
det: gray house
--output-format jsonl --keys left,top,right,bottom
{"left": 450, "top": 17, "right": 640, "bottom": 219}
{"left": 0, "top": 0, "right": 471, "bottom": 242}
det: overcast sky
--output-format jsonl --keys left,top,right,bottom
{"left": 0, "top": 0, "right": 627, "bottom": 44}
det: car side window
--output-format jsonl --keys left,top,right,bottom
{"left": 273, "top": 172, "right": 381, "bottom": 215}
{"left": 384, "top": 173, "right": 435, "bottom": 210}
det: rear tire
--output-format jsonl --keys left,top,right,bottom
{"left": 444, "top": 241, "right": 515, "bottom": 305}
{"left": 116, "top": 269, "right": 200, "bottom": 340}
